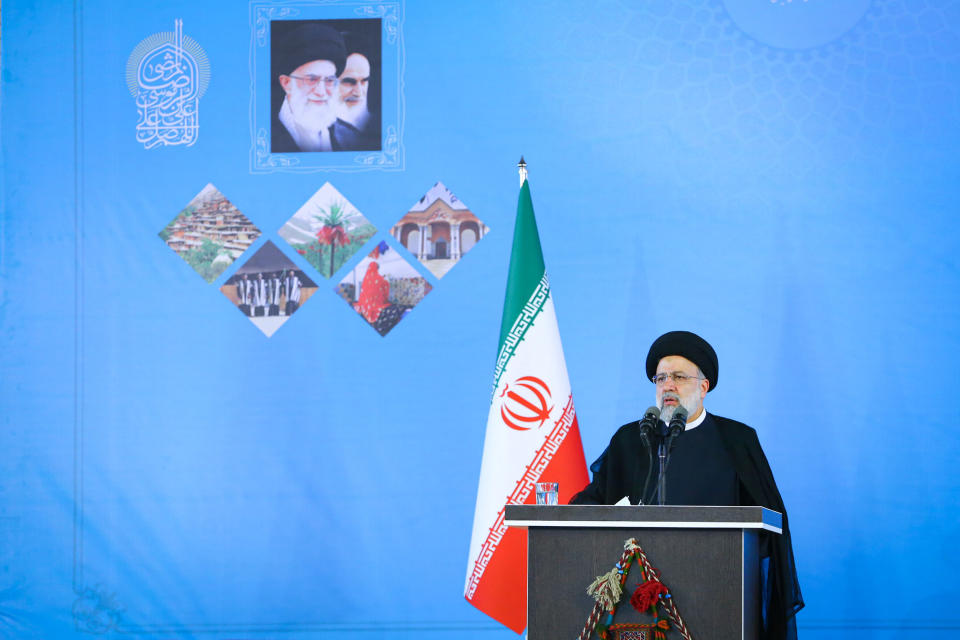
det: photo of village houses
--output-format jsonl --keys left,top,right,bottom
{"left": 390, "top": 181, "right": 489, "bottom": 279}
{"left": 159, "top": 183, "right": 261, "bottom": 283}
{"left": 335, "top": 241, "right": 432, "bottom": 336}
{"left": 219, "top": 241, "right": 318, "bottom": 338}
{"left": 278, "top": 182, "right": 376, "bottom": 279}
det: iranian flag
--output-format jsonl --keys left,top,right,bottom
{"left": 464, "top": 177, "right": 589, "bottom": 633}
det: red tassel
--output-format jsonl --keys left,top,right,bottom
{"left": 630, "top": 580, "right": 669, "bottom": 613}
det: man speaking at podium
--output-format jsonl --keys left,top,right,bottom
{"left": 571, "top": 330, "right": 804, "bottom": 640}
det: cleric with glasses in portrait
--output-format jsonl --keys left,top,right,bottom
{"left": 271, "top": 22, "right": 369, "bottom": 153}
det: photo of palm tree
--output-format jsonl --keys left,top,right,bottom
{"left": 278, "top": 183, "right": 376, "bottom": 278}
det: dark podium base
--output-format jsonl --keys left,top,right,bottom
{"left": 506, "top": 505, "right": 782, "bottom": 640}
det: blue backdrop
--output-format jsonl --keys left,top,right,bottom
{"left": 2, "top": 1, "right": 959, "bottom": 638}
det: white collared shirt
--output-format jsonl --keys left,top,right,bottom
{"left": 684, "top": 407, "right": 708, "bottom": 431}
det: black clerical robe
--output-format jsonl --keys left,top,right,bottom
{"left": 571, "top": 412, "right": 804, "bottom": 640}
{"left": 271, "top": 116, "right": 378, "bottom": 153}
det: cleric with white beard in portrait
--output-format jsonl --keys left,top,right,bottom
{"left": 271, "top": 22, "right": 365, "bottom": 153}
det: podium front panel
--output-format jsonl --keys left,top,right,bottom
{"left": 507, "top": 506, "right": 771, "bottom": 640}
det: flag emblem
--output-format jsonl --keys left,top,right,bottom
{"left": 500, "top": 376, "right": 554, "bottom": 431}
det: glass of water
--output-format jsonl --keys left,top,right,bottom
{"left": 535, "top": 482, "right": 559, "bottom": 505}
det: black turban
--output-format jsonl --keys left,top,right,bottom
{"left": 645, "top": 330, "right": 719, "bottom": 391}
{"left": 272, "top": 22, "right": 347, "bottom": 77}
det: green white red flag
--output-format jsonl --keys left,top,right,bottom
{"left": 464, "top": 178, "right": 589, "bottom": 633}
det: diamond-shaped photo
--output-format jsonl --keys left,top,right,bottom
{"left": 159, "top": 183, "right": 262, "bottom": 283}
{"left": 334, "top": 241, "right": 432, "bottom": 337}
{"left": 389, "top": 181, "right": 489, "bottom": 279}
{"left": 219, "top": 241, "right": 317, "bottom": 337}
{"left": 278, "top": 182, "right": 376, "bottom": 279}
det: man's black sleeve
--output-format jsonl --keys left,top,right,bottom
{"left": 569, "top": 448, "right": 608, "bottom": 504}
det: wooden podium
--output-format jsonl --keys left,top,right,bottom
{"left": 505, "top": 505, "right": 782, "bottom": 640}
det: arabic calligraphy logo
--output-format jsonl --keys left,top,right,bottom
{"left": 499, "top": 376, "right": 554, "bottom": 431}
{"left": 126, "top": 20, "right": 210, "bottom": 149}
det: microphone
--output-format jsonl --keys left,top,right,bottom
{"left": 667, "top": 406, "right": 688, "bottom": 438}
{"left": 638, "top": 406, "right": 660, "bottom": 446}
{"left": 636, "top": 406, "right": 660, "bottom": 506}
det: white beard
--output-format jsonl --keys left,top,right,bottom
{"left": 279, "top": 95, "right": 335, "bottom": 151}
{"left": 659, "top": 388, "right": 701, "bottom": 424}
{"left": 337, "top": 95, "right": 369, "bottom": 130}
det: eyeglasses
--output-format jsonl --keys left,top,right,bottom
{"left": 290, "top": 74, "right": 338, "bottom": 89}
{"left": 339, "top": 76, "right": 369, "bottom": 87}
{"left": 651, "top": 372, "right": 704, "bottom": 385}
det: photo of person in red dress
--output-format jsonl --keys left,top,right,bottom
{"left": 336, "top": 240, "right": 431, "bottom": 336}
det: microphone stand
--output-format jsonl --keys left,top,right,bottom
{"left": 653, "top": 408, "right": 687, "bottom": 506}
{"left": 637, "top": 407, "right": 660, "bottom": 505}
{"left": 656, "top": 436, "right": 668, "bottom": 505}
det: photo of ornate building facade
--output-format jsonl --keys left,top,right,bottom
{"left": 390, "top": 182, "right": 488, "bottom": 278}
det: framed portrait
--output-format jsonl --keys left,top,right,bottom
{"left": 250, "top": 0, "right": 403, "bottom": 172}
